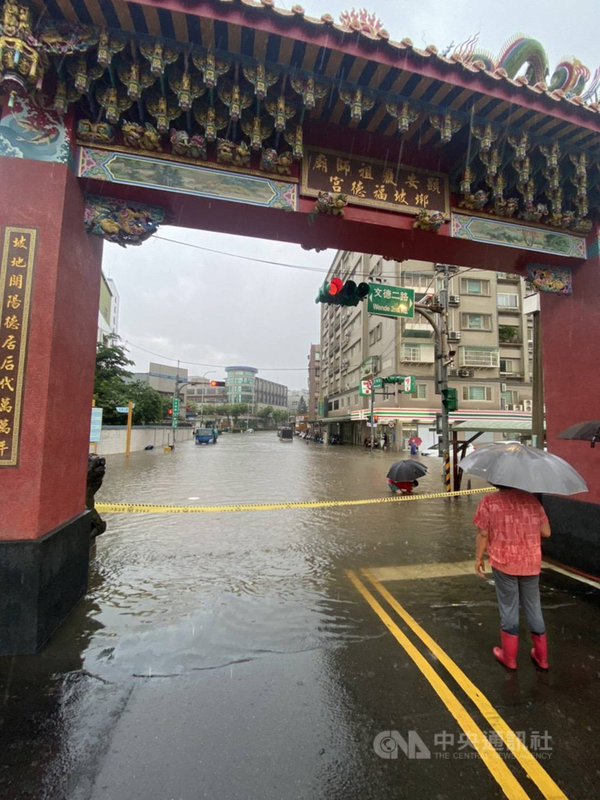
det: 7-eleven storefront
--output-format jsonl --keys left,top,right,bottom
{"left": 349, "top": 408, "right": 533, "bottom": 452}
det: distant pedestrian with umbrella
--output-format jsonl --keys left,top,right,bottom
{"left": 386, "top": 459, "right": 427, "bottom": 494}
{"left": 460, "top": 442, "right": 588, "bottom": 671}
{"left": 408, "top": 435, "right": 421, "bottom": 456}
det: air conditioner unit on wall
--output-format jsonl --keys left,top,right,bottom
{"left": 448, "top": 369, "right": 458, "bottom": 377}
{"left": 458, "top": 368, "right": 473, "bottom": 378}
{"left": 448, "top": 331, "right": 461, "bottom": 341}
{"left": 523, "top": 399, "right": 532, "bottom": 412}
{"left": 449, "top": 295, "right": 460, "bottom": 307}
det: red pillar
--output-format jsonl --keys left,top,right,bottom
{"left": 0, "top": 158, "right": 103, "bottom": 653}
{"left": 540, "top": 254, "right": 600, "bottom": 574}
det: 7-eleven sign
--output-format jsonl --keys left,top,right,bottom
{"left": 359, "top": 378, "right": 373, "bottom": 396}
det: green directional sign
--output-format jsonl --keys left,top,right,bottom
{"left": 172, "top": 398, "right": 180, "bottom": 413}
{"left": 383, "top": 375, "right": 416, "bottom": 393}
{"left": 373, "top": 377, "right": 383, "bottom": 389}
{"left": 368, "top": 283, "right": 415, "bottom": 318}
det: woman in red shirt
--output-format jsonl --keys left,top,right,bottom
{"left": 474, "top": 485, "right": 551, "bottom": 670}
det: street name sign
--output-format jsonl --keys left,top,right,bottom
{"left": 368, "top": 284, "right": 415, "bottom": 318}
{"left": 373, "top": 377, "right": 383, "bottom": 389}
{"left": 89, "top": 407, "right": 103, "bottom": 443}
{"left": 115, "top": 404, "right": 135, "bottom": 413}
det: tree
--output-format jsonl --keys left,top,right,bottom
{"left": 94, "top": 336, "right": 133, "bottom": 385}
{"left": 93, "top": 338, "right": 163, "bottom": 425}
{"left": 297, "top": 395, "right": 307, "bottom": 414}
{"left": 228, "top": 403, "right": 248, "bottom": 424}
{"left": 128, "top": 381, "right": 164, "bottom": 424}
{"left": 257, "top": 405, "right": 274, "bottom": 429}
{"left": 272, "top": 408, "right": 291, "bottom": 425}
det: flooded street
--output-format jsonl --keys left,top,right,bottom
{"left": 2, "top": 433, "right": 600, "bottom": 799}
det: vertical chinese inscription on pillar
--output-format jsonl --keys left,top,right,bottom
{"left": 0, "top": 227, "right": 37, "bottom": 466}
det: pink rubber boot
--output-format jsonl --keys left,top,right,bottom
{"left": 530, "top": 633, "right": 549, "bottom": 670}
{"left": 493, "top": 631, "right": 518, "bottom": 669}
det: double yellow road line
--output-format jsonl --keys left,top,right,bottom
{"left": 348, "top": 569, "right": 568, "bottom": 800}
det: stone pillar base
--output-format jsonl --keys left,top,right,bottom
{"left": 542, "top": 496, "right": 600, "bottom": 578}
{"left": 0, "top": 513, "right": 91, "bottom": 655}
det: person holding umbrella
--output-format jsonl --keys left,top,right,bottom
{"left": 461, "top": 442, "right": 588, "bottom": 671}
{"left": 473, "top": 485, "right": 551, "bottom": 670}
{"left": 386, "top": 459, "right": 427, "bottom": 494}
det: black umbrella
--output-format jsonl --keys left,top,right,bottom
{"left": 386, "top": 460, "right": 428, "bottom": 482}
{"left": 557, "top": 420, "right": 600, "bottom": 448}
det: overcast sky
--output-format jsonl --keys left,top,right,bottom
{"left": 102, "top": 0, "right": 598, "bottom": 390}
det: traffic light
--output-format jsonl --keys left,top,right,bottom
{"left": 167, "top": 408, "right": 173, "bottom": 416}
{"left": 210, "top": 380, "right": 225, "bottom": 387}
{"left": 315, "top": 277, "right": 343, "bottom": 304}
{"left": 315, "top": 278, "right": 369, "bottom": 306}
{"left": 441, "top": 387, "right": 458, "bottom": 412}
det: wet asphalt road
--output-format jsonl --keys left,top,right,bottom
{"left": 2, "top": 432, "right": 600, "bottom": 799}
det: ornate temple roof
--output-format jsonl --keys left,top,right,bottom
{"left": 12, "top": 0, "right": 600, "bottom": 228}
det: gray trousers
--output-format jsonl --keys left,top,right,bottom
{"left": 491, "top": 567, "right": 545, "bottom": 636}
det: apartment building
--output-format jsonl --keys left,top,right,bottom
{"left": 307, "top": 344, "right": 321, "bottom": 423}
{"left": 318, "top": 253, "right": 534, "bottom": 450}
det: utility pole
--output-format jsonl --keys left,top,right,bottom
{"left": 369, "top": 376, "right": 375, "bottom": 450}
{"left": 438, "top": 265, "right": 451, "bottom": 492}
{"left": 415, "top": 264, "right": 453, "bottom": 492}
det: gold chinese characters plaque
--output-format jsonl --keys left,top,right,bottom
{"left": 301, "top": 147, "right": 449, "bottom": 216}
{"left": 0, "top": 227, "right": 37, "bottom": 466}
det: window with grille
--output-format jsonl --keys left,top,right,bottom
{"left": 460, "top": 347, "right": 499, "bottom": 367}
{"left": 401, "top": 344, "right": 434, "bottom": 363}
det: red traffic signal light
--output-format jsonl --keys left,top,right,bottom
{"left": 210, "top": 380, "right": 226, "bottom": 387}
{"left": 328, "top": 277, "right": 343, "bottom": 296}
{"left": 316, "top": 277, "right": 343, "bottom": 303}
{"left": 167, "top": 408, "right": 173, "bottom": 415}
{"left": 316, "top": 278, "right": 369, "bottom": 306}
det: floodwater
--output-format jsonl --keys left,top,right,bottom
{"left": 2, "top": 433, "right": 600, "bottom": 799}
{"left": 87, "top": 433, "right": 466, "bottom": 679}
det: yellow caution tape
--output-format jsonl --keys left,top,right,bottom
{"left": 96, "top": 487, "right": 493, "bottom": 514}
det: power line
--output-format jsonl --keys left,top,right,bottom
{"left": 152, "top": 235, "right": 330, "bottom": 274}
{"left": 124, "top": 338, "right": 315, "bottom": 371}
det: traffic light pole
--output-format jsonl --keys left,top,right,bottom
{"left": 415, "top": 265, "right": 452, "bottom": 491}
{"left": 437, "top": 266, "right": 451, "bottom": 491}
{"left": 370, "top": 380, "right": 375, "bottom": 450}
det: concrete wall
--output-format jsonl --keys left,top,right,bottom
{"left": 95, "top": 426, "right": 193, "bottom": 455}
